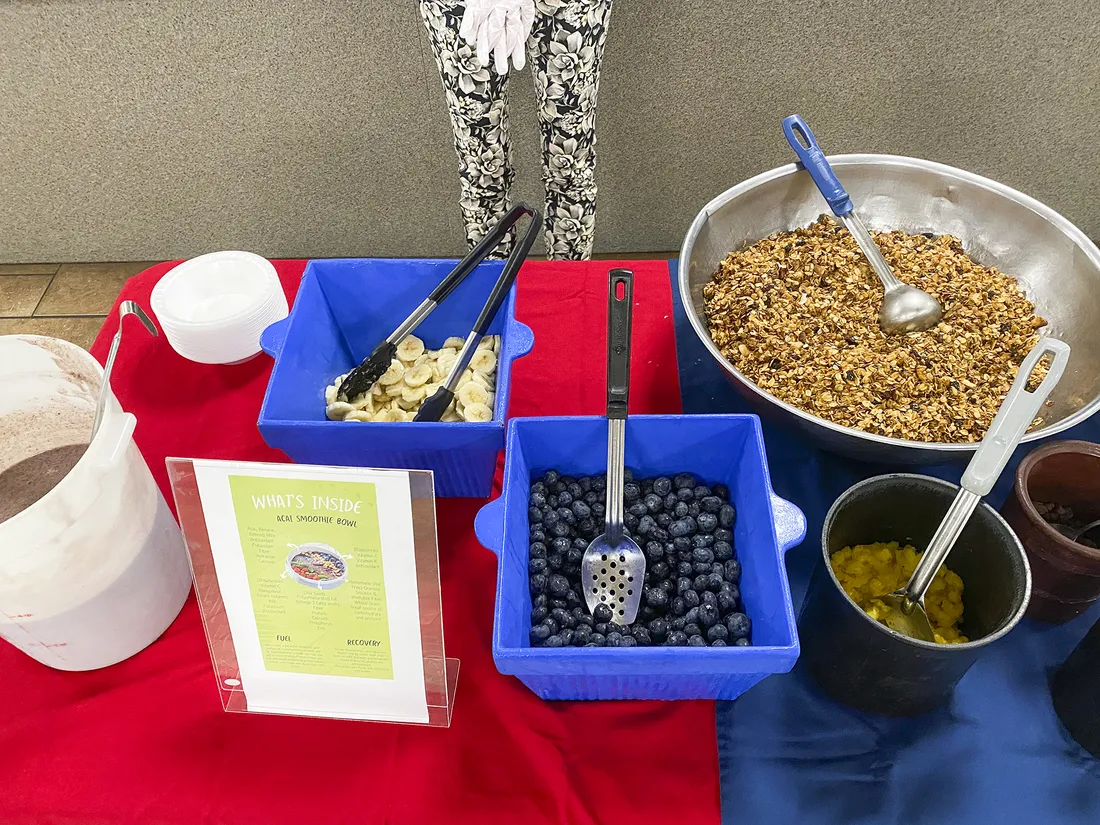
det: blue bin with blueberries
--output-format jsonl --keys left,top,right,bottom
{"left": 474, "top": 414, "right": 806, "bottom": 701}
{"left": 257, "top": 258, "right": 533, "bottom": 497}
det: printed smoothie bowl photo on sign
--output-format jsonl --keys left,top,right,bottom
{"left": 283, "top": 543, "right": 351, "bottom": 590}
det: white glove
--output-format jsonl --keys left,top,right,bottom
{"left": 460, "top": 0, "right": 535, "bottom": 75}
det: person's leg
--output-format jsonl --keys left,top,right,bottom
{"left": 419, "top": 0, "right": 515, "bottom": 253}
{"left": 528, "top": 0, "right": 614, "bottom": 260}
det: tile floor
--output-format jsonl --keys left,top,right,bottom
{"left": 0, "top": 254, "right": 674, "bottom": 352}
{"left": 0, "top": 262, "right": 155, "bottom": 350}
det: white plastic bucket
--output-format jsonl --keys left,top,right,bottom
{"left": 0, "top": 335, "right": 192, "bottom": 670}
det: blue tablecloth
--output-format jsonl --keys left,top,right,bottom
{"left": 667, "top": 262, "right": 1100, "bottom": 824}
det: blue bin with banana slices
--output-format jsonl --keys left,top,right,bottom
{"left": 474, "top": 414, "right": 806, "bottom": 700}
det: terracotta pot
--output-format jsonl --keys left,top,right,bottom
{"left": 1001, "top": 441, "right": 1100, "bottom": 623}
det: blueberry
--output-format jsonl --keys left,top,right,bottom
{"left": 550, "top": 598, "right": 568, "bottom": 609}
{"left": 689, "top": 502, "right": 703, "bottom": 519}
{"left": 544, "top": 617, "right": 560, "bottom": 635}
{"left": 710, "top": 638, "right": 728, "bottom": 647}
{"left": 707, "top": 623, "right": 729, "bottom": 643}
{"left": 558, "top": 507, "right": 577, "bottom": 526}
{"left": 531, "top": 490, "right": 547, "bottom": 508}
{"left": 695, "top": 485, "right": 713, "bottom": 500}
{"left": 691, "top": 534, "right": 714, "bottom": 549}
{"left": 687, "top": 634, "right": 707, "bottom": 647}
{"left": 643, "top": 493, "right": 663, "bottom": 514}
{"left": 651, "top": 526, "right": 669, "bottom": 542}
{"left": 531, "top": 605, "right": 549, "bottom": 624}
{"left": 656, "top": 512, "right": 673, "bottom": 529}
{"left": 700, "top": 591, "right": 718, "bottom": 609}
{"left": 572, "top": 624, "right": 592, "bottom": 644}
{"left": 711, "top": 563, "right": 726, "bottom": 578}
{"left": 677, "top": 561, "right": 693, "bottom": 577}
{"left": 714, "top": 527, "right": 733, "bottom": 543}
{"left": 620, "top": 635, "right": 638, "bottom": 647}
{"left": 645, "top": 541, "right": 664, "bottom": 563}
{"left": 690, "top": 562, "right": 710, "bottom": 577}
{"left": 698, "top": 604, "right": 719, "bottom": 628}
{"left": 706, "top": 573, "right": 724, "bottom": 592}
{"left": 649, "top": 561, "right": 670, "bottom": 581}
{"left": 624, "top": 513, "right": 639, "bottom": 531}
{"left": 669, "top": 519, "right": 694, "bottom": 538}
{"left": 724, "top": 559, "right": 742, "bottom": 583}
{"left": 572, "top": 537, "right": 589, "bottom": 549}
{"left": 644, "top": 587, "right": 668, "bottom": 608}
{"left": 533, "top": 593, "right": 548, "bottom": 608}
{"left": 572, "top": 501, "right": 591, "bottom": 520}
{"left": 734, "top": 637, "right": 750, "bottom": 647}
{"left": 648, "top": 617, "right": 669, "bottom": 639}
{"left": 530, "top": 529, "right": 546, "bottom": 544}
{"left": 683, "top": 589, "right": 700, "bottom": 609}
{"left": 579, "top": 477, "right": 593, "bottom": 492}
{"left": 543, "top": 634, "right": 564, "bottom": 647}
{"left": 605, "top": 632, "right": 624, "bottom": 647}
{"left": 577, "top": 518, "right": 597, "bottom": 536}
{"left": 632, "top": 626, "right": 652, "bottom": 646}
{"left": 608, "top": 622, "right": 630, "bottom": 636}
{"left": 548, "top": 495, "right": 559, "bottom": 509}
{"left": 713, "top": 541, "right": 733, "bottom": 561}
{"left": 637, "top": 515, "right": 656, "bottom": 536}
{"left": 701, "top": 496, "right": 722, "bottom": 514}
{"left": 676, "top": 488, "right": 695, "bottom": 502}
{"left": 713, "top": 483, "right": 730, "bottom": 500}
{"left": 623, "top": 469, "right": 634, "bottom": 481}
{"left": 651, "top": 477, "right": 671, "bottom": 496}
{"left": 673, "top": 536, "right": 693, "bottom": 553}
{"left": 623, "top": 482, "right": 641, "bottom": 502}
{"left": 551, "top": 537, "right": 571, "bottom": 555}
{"left": 566, "top": 547, "right": 583, "bottom": 567}
{"left": 670, "top": 596, "right": 687, "bottom": 616}
{"left": 550, "top": 607, "right": 573, "bottom": 628}
{"left": 558, "top": 628, "right": 575, "bottom": 646}
{"left": 692, "top": 546, "right": 715, "bottom": 565}
{"left": 674, "top": 501, "right": 690, "bottom": 518}
{"left": 594, "top": 622, "right": 609, "bottom": 635}
{"left": 572, "top": 607, "right": 593, "bottom": 625}
{"left": 592, "top": 603, "right": 613, "bottom": 624}
{"left": 543, "top": 510, "right": 559, "bottom": 528}
{"left": 547, "top": 574, "right": 570, "bottom": 598}
{"left": 663, "top": 493, "right": 678, "bottom": 510}
{"left": 718, "top": 504, "right": 736, "bottom": 529}
{"left": 693, "top": 574, "right": 709, "bottom": 592}
{"left": 530, "top": 573, "right": 549, "bottom": 594}
{"left": 531, "top": 481, "right": 547, "bottom": 495}
{"left": 726, "top": 612, "right": 752, "bottom": 640}
{"left": 684, "top": 606, "right": 701, "bottom": 625}
{"left": 593, "top": 475, "right": 607, "bottom": 491}
{"left": 587, "top": 633, "right": 606, "bottom": 647}
{"left": 696, "top": 512, "right": 718, "bottom": 533}
{"left": 530, "top": 623, "right": 552, "bottom": 643}
{"left": 666, "top": 630, "right": 688, "bottom": 646}
{"left": 547, "top": 553, "right": 563, "bottom": 571}
{"left": 565, "top": 590, "right": 581, "bottom": 607}
{"left": 592, "top": 503, "right": 605, "bottom": 519}
{"left": 717, "top": 591, "right": 739, "bottom": 614}
{"left": 677, "top": 576, "right": 693, "bottom": 595}
{"left": 659, "top": 578, "right": 676, "bottom": 595}
{"left": 673, "top": 473, "right": 696, "bottom": 490}
{"left": 629, "top": 501, "right": 648, "bottom": 519}
{"left": 583, "top": 491, "right": 600, "bottom": 507}
{"left": 551, "top": 522, "right": 571, "bottom": 538}
{"left": 558, "top": 491, "right": 573, "bottom": 507}
{"left": 529, "top": 507, "right": 543, "bottom": 523}
{"left": 685, "top": 623, "right": 703, "bottom": 640}
{"left": 669, "top": 616, "right": 687, "bottom": 631}
{"left": 529, "top": 558, "right": 548, "bottom": 575}
{"left": 543, "top": 470, "right": 561, "bottom": 485}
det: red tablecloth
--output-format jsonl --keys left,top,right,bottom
{"left": 0, "top": 260, "right": 718, "bottom": 825}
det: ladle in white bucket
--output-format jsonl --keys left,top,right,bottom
{"left": 91, "top": 301, "right": 158, "bottom": 439}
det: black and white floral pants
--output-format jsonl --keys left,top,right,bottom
{"left": 419, "top": 0, "right": 614, "bottom": 260}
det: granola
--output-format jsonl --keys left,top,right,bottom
{"left": 702, "top": 215, "right": 1047, "bottom": 443}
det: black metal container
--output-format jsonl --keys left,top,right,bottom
{"left": 801, "top": 474, "right": 1032, "bottom": 716}
{"left": 1051, "top": 615, "right": 1100, "bottom": 757}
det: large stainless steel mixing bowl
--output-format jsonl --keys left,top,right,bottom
{"left": 679, "top": 154, "right": 1100, "bottom": 464}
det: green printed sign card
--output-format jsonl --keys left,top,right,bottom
{"left": 192, "top": 460, "right": 429, "bottom": 723}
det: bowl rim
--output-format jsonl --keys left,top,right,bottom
{"left": 678, "top": 152, "right": 1100, "bottom": 453}
{"left": 820, "top": 472, "right": 1032, "bottom": 651}
{"left": 151, "top": 251, "right": 282, "bottom": 331}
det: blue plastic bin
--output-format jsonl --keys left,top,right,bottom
{"left": 474, "top": 414, "right": 806, "bottom": 701}
{"left": 258, "top": 259, "right": 533, "bottom": 498}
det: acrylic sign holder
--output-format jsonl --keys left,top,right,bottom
{"left": 166, "top": 459, "right": 459, "bottom": 727}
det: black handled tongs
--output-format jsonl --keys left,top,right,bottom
{"left": 337, "top": 203, "right": 542, "bottom": 409}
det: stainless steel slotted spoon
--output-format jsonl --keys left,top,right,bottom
{"left": 582, "top": 269, "right": 646, "bottom": 624}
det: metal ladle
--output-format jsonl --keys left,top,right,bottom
{"left": 782, "top": 114, "right": 944, "bottom": 335}
{"left": 92, "top": 301, "right": 158, "bottom": 439}
{"left": 868, "top": 338, "right": 1071, "bottom": 641}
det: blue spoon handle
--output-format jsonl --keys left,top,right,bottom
{"left": 782, "top": 114, "right": 853, "bottom": 217}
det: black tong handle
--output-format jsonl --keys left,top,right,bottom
{"left": 606, "top": 269, "right": 633, "bottom": 420}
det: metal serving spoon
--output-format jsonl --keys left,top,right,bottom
{"left": 92, "top": 301, "right": 158, "bottom": 439}
{"left": 869, "top": 338, "right": 1070, "bottom": 641}
{"left": 782, "top": 114, "right": 944, "bottom": 336}
{"left": 582, "top": 269, "right": 646, "bottom": 625}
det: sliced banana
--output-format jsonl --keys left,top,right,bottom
{"left": 402, "top": 385, "right": 428, "bottom": 404}
{"left": 378, "top": 359, "right": 406, "bottom": 386}
{"left": 404, "top": 363, "right": 432, "bottom": 388}
{"left": 385, "top": 383, "right": 405, "bottom": 398}
{"left": 476, "top": 336, "right": 494, "bottom": 352}
{"left": 469, "top": 371, "right": 491, "bottom": 390}
{"left": 441, "top": 411, "right": 462, "bottom": 423}
{"left": 457, "top": 382, "right": 489, "bottom": 408}
{"left": 470, "top": 349, "right": 497, "bottom": 375}
{"left": 325, "top": 384, "right": 338, "bottom": 405}
{"left": 396, "top": 335, "right": 425, "bottom": 363}
{"left": 443, "top": 336, "right": 466, "bottom": 350}
{"left": 461, "top": 402, "right": 493, "bottom": 423}
{"left": 434, "top": 350, "right": 458, "bottom": 380}
{"left": 352, "top": 394, "right": 374, "bottom": 413}
{"left": 371, "top": 382, "right": 384, "bottom": 397}
{"left": 345, "top": 410, "right": 373, "bottom": 422}
{"left": 326, "top": 401, "right": 356, "bottom": 421}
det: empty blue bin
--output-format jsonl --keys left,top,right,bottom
{"left": 257, "top": 259, "right": 533, "bottom": 498}
{"left": 474, "top": 414, "right": 806, "bottom": 701}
